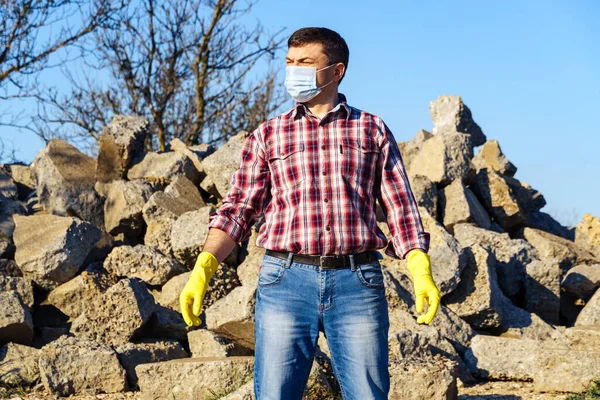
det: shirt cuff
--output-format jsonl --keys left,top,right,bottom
{"left": 384, "top": 231, "right": 431, "bottom": 260}
{"left": 208, "top": 211, "right": 252, "bottom": 244}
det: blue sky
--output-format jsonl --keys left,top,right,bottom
{"left": 2, "top": 0, "right": 599, "bottom": 226}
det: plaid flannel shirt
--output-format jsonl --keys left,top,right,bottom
{"left": 208, "top": 93, "right": 430, "bottom": 259}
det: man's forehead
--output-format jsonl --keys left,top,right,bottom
{"left": 286, "top": 43, "right": 326, "bottom": 60}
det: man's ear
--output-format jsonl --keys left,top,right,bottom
{"left": 335, "top": 63, "right": 345, "bottom": 82}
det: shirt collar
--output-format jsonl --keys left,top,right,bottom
{"left": 291, "top": 93, "right": 352, "bottom": 121}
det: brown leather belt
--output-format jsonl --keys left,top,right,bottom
{"left": 265, "top": 249, "right": 380, "bottom": 269}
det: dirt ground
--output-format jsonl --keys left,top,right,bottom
{"left": 2, "top": 380, "right": 573, "bottom": 399}
{"left": 457, "top": 380, "right": 570, "bottom": 399}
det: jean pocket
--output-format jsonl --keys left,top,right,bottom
{"left": 356, "top": 260, "right": 385, "bottom": 289}
{"left": 258, "top": 255, "right": 286, "bottom": 288}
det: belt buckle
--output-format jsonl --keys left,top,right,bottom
{"left": 319, "top": 255, "right": 336, "bottom": 269}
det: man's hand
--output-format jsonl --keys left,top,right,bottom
{"left": 179, "top": 251, "right": 220, "bottom": 327}
{"left": 406, "top": 249, "right": 440, "bottom": 325}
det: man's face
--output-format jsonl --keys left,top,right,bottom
{"left": 285, "top": 42, "right": 344, "bottom": 100}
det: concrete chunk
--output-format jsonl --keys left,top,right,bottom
{"left": 38, "top": 335, "right": 127, "bottom": 396}
{"left": 13, "top": 214, "right": 101, "bottom": 290}
{"left": 136, "top": 356, "right": 254, "bottom": 400}
{"left": 0, "top": 291, "right": 33, "bottom": 346}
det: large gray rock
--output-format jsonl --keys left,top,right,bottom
{"left": 407, "top": 132, "right": 473, "bottom": 186}
{"left": 575, "top": 288, "right": 600, "bottom": 326}
{"left": 525, "top": 211, "right": 575, "bottom": 241}
{"left": 470, "top": 139, "right": 517, "bottom": 177}
{"left": 171, "top": 207, "right": 213, "bottom": 267}
{"left": 439, "top": 179, "right": 491, "bottom": 233}
{"left": 103, "top": 179, "right": 154, "bottom": 237}
{"left": 0, "top": 172, "right": 18, "bottom": 200}
{"left": 453, "top": 223, "right": 537, "bottom": 301}
{"left": 465, "top": 334, "right": 600, "bottom": 393}
{"left": 562, "top": 264, "right": 600, "bottom": 300}
{"left": 497, "top": 299, "right": 561, "bottom": 341}
{"left": 115, "top": 339, "right": 188, "bottom": 389}
{"left": 199, "top": 130, "right": 250, "bottom": 199}
{"left": 533, "top": 347, "right": 600, "bottom": 393}
{"left": 469, "top": 168, "right": 525, "bottom": 232}
{"left": 389, "top": 356, "right": 458, "bottom": 400}
{"left": 407, "top": 174, "right": 438, "bottom": 220}
{"left": 169, "top": 138, "right": 211, "bottom": 180}
{"left": 13, "top": 214, "right": 101, "bottom": 290}
{"left": 524, "top": 258, "right": 561, "bottom": 324}
{"left": 188, "top": 329, "right": 253, "bottom": 358}
{"left": 205, "top": 284, "right": 257, "bottom": 349}
{"left": 128, "top": 151, "right": 201, "bottom": 186}
{"left": 136, "top": 356, "right": 254, "bottom": 400}
{"left": 38, "top": 335, "right": 127, "bottom": 396}
{"left": 0, "top": 259, "right": 20, "bottom": 277}
{"left": 429, "top": 95, "right": 486, "bottom": 147}
{"left": 140, "top": 305, "right": 189, "bottom": 341}
{"left": 104, "top": 244, "right": 186, "bottom": 286}
{"left": 0, "top": 195, "right": 26, "bottom": 238}
{"left": 390, "top": 329, "right": 475, "bottom": 384}
{"left": 0, "top": 342, "right": 40, "bottom": 387}
{"left": 46, "top": 266, "right": 113, "bottom": 318}
{"left": 71, "top": 278, "right": 156, "bottom": 347}
{"left": 442, "top": 244, "right": 504, "bottom": 329}
{"left": 398, "top": 130, "right": 434, "bottom": 184}
{"left": 9, "top": 164, "right": 35, "bottom": 200}
{"left": 0, "top": 291, "right": 33, "bottom": 346}
{"left": 157, "top": 272, "right": 191, "bottom": 312}
{"left": 31, "top": 139, "right": 105, "bottom": 228}
{"left": 554, "top": 325, "right": 600, "bottom": 350}
{"left": 0, "top": 275, "right": 34, "bottom": 307}
{"left": 384, "top": 266, "right": 476, "bottom": 354}
{"left": 464, "top": 335, "right": 537, "bottom": 381}
{"left": 505, "top": 176, "right": 546, "bottom": 214}
{"left": 96, "top": 115, "right": 148, "bottom": 184}
{"left": 0, "top": 233, "right": 15, "bottom": 259}
{"left": 142, "top": 176, "right": 206, "bottom": 257}
{"left": 521, "top": 227, "right": 598, "bottom": 276}
{"left": 575, "top": 213, "right": 600, "bottom": 256}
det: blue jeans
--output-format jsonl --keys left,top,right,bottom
{"left": 253, "top": 252, "right": 390, "bottom": 400}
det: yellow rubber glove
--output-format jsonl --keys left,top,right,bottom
{"left": 406, "top": 250, "right": 441, "bottom": 325}
{"left": 179, "top": 251, "right": 220, "bottom": 327}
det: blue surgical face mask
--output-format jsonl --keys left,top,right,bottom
{"left": 284, "top": 64, "right": 336, "bottom": 103}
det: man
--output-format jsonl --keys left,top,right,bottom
{"left": 180, "top": 27, "right": 441, "bottom": 400}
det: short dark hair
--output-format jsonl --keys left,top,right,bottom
{"left": 288, "top": 27, "right": 349, "bottom": 85}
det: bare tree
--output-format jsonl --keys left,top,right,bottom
{"left": 30, "top": 0, "right": 288, "bottom": 153}
{"left": 0, "top": 0, "right": 123, "bottom": 99}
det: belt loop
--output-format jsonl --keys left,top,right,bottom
{"left": 285, "top": 252, "right": 293, "bottom": 269}
{"left": 349, "top": 254, "right": 355, "bottom": 271}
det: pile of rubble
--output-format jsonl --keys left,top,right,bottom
{"left": 0, "top": 95, "right": 599, "bottom": 399}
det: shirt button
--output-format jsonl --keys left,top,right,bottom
{"left": 326, "top": 226, "right": 331, "bottom": 231}
{"left": 324, "top": 198, "right": 328, "bottom": 203}
{"left": 322, "top": 171, "right": 326, "bottom": 176}
{"left": 321, "top": 145, "right": 326, "bottom": 150}
{"left": 280, "top": 152, "right": 285, "bottom": 157}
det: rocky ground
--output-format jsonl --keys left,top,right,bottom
{"left": 2, "top": 380, "right": 572, "bottom": 399}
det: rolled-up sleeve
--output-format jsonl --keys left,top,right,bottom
{"left": 208, "top": 127, "right": 272, "bottom": 243}
{"left": 375, "top": 120, "right": 430, "bottom": 259}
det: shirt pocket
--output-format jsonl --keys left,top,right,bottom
{"left": 340, "top": 137, "right": 379, "bottom": 185}
{"left": 267, "top": 142, "right": 307, "bottom": 192}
